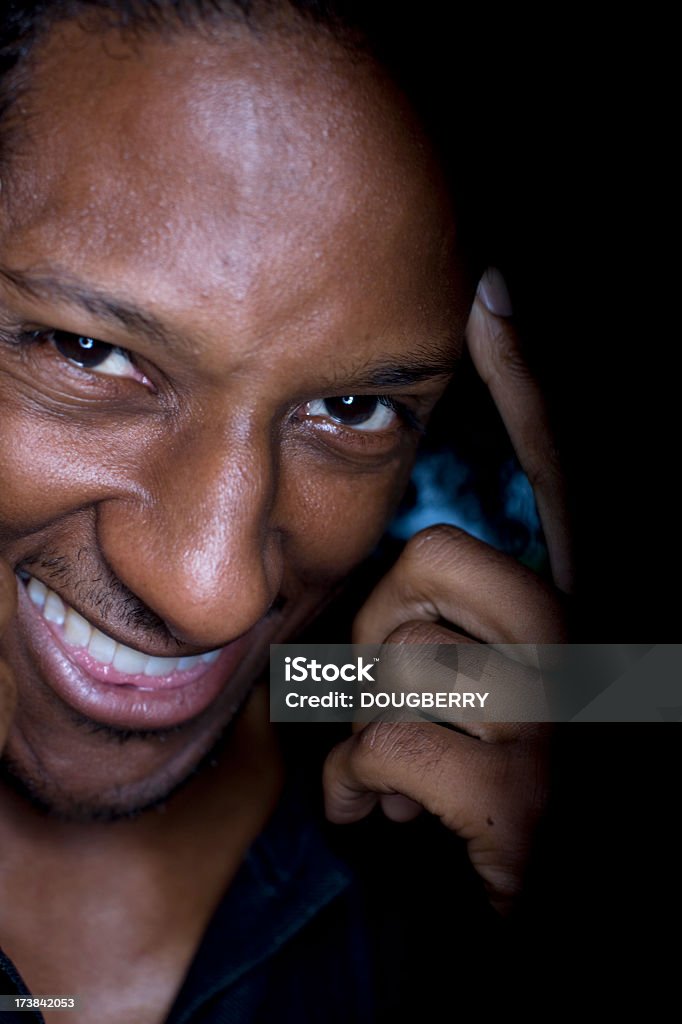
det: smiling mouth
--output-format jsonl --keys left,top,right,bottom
{"left": 8, "top": 571, "right": 273, "bottom": 732}
{"left": 23, "top": 575, "right": 222, "bottom": 687}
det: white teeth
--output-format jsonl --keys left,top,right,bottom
{"left": 112, "top": 644, "right": 149, "bottom": 675}
{"left": 28, "top": 578, "right": 47, "bottom": 609}
{"left": 144, "top": 655, "right": 180, "bottom": 677}
{"left": 28, "top": 575, "right": 224, "bottom": 677}
{"left": 64, "top": 608, "right": 93, "bottom": 648}
{"left": 178, "top": 655, "right": 201, "bottom": 671}
{"left": 44, "top": 591, "right": 66, "bottom": 626}
{"left": 88, "top": 629, "right": 117, "bottom": 665}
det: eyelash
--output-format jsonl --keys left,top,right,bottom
{"left": 13, "top": 326, "right": 145, "bottom": 377}
{"left": 0, "top": 324, "right": 425, "bottom": 437}
{"left": 366, "top": 396, "right": 423, "bottom": 433}
{"left": 1, "top": 324, "right": 133, "bottom": 368}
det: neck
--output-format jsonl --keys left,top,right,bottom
{"left": 0, "top": 681, "right": 284, "bottom": 946}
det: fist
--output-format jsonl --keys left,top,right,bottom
{"left": 323, "top": 268, "right": 573, "bottom": 914}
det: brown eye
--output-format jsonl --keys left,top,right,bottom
{"left": 303, "top": 396, "right": 398, "bottom": 431}
{"left": 34, "top": 328, "right": 142, "bottom": 380}
{"left": 51, "top": 330, "right": 115, "bottom": 369}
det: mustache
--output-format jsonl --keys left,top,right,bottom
{"left": 17, "top": 549, "right": 288, "bottom": 646}
{"left": 18, "top": 548, "right": 178, "bottom": 644}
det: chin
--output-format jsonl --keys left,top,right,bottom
{"left": 0, "top": 697, "right": 242, "bottom": 823}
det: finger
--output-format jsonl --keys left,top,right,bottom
{"left": 323, "top": 720, "right": 547, "bottom": 908}
{"left": 351, "top": 627, "right": 458, "bottom": 824}
{"left": 324, "top": 720, "right": 482, "bottom": 825}
{"left": 366, "top": 620, "right": 549, "bottom": 739}
{"left": 357, "top": 625, "right": 474, "bottom": 823}
{"left": 325, "top": 720, "right": 546, "bottom": 833}
{"left": 467, "top": 267, "right": 574, "bottom": 593}
{"left": 353, "top": 524, "right": 567, "bottom": 645}
{"left": 378, "top": 793, "right": 423, "bottom": 822}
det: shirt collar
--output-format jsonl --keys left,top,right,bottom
{"left": 164, "top": 777, "right": 353, "bottom": 1024}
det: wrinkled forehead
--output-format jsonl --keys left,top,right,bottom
{"left": 0, "top": 15, "right": 465, "bottom": 342}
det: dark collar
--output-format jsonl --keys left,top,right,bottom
{"left": 164, "top": 778, "right": 353, "bottom": 1024}
{"left": 0, "top": 780, "right": 353, "bottom": 1024}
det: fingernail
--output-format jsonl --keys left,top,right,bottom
{"left": 476, "top": 266, "right": 513, "bottom": 317}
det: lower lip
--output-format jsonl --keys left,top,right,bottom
{"left": 16, "top": 584, "right": 264, "bottom": 730}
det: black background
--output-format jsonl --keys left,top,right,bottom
{"left": 466, "top": 12, "right": 675, "bottom": 1002}
{"left": 305, "top": 7, "right": 676, "bottom": 1008}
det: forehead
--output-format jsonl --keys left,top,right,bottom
{"left": 0, "top": 17, "right": 467, "bottom": 361}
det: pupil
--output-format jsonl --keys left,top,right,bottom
{"left": 53, "top": 330, "right": 110, "bottom": 368}
{"left": 325, "top": 395, "right": 378, "bottom": 425}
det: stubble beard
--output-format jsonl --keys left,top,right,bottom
{"left": 0, "top": 695, "right": 248, "bottom": 824}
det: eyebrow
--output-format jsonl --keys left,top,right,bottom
{"left": 0, "top": 264, "right": 186, "bottom": 350}
{"left": 329, "top": 358, "right": 455, "bottom": 391}
{"left": 0, "top": 263, "right": 460, "bottom": 388}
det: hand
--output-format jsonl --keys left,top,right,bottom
{"left": 0, "top": 559, "right": 17, "bottom": 754}
{"left": 323, "top": 267, "right": 573, "bottom": 914}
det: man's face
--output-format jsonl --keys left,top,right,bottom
{"left": 0, "top": 18, "right": 470, "bottom": 818}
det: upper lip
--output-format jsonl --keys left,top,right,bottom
{"left": 19, "top": 570, "right": 230, "bottom": 660}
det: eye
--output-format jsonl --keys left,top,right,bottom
{"left": 303, "top": 395, "right": 399, "bottom": 431}
{"left": 36, "top": 329, "right": 140, "bottom": 380}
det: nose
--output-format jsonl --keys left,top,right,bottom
{"left": 96, "top": 420, "right": 282, "bottom": 650}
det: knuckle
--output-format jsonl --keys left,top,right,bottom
{"left": 472, "top": 722, "right": 511, "bottom": 744}
{"left": 404, "top": 523, "right": 505, "bottom": 586}
{"left": 353, "top": 720, "right": 402, "bottom": 762}
{"left": 404, "top": 523, "right": 468, "bottom": 565}
{"left": 353, "top": 720, "right": 438, "bottom": 771}
{"left": 384, "top": 620, "right": 443, "bottom": 646}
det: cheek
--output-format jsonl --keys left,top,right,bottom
{"left": 0, "top": 385, "right": 159, "bottom": 550}
{"left": 0, "top": 402, "right": 78, "bottom": 545}
{"left": 277, "top": 456, "right": 412, "bottom": 585}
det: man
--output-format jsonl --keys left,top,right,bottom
{"left": 0, "top": 2, "right": 571, "bottom": 1021}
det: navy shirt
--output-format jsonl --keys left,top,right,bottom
{"left": 0, "top": 781, "right": 379, "bottom": 1024}
{"left": 0, "top": 762, "right": 503, "bottom": 1024}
